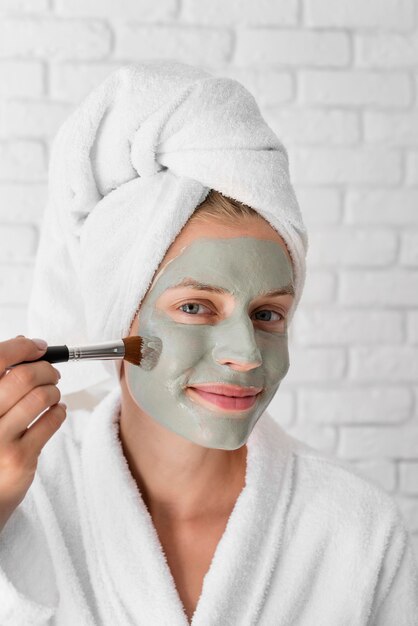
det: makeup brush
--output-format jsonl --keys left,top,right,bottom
{"left": 12, "top": 336, "right": 163, "bottom": 371}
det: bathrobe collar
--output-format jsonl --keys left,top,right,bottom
{"left": 80, "top": 386, "right": 295, "bottom": 625}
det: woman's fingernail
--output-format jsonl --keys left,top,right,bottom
{"left": 31, "top": 338, "right": 48, "bottom": 350}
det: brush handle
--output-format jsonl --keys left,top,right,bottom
{"left": 11, "top": 340, "right": 126, "bottom": 367}
{"left": 17, "top": 345, "right": 70, "bottom": 365}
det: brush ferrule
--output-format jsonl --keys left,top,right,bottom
{"left": 68, "top": 340, "right": 125, "bottom": 361}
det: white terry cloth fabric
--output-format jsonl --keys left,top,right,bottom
{"left": 1, "top": 388, "right": 417, "bottom": 626}
{"left": 26, "top": 60, "right": 308, "bottom": 397}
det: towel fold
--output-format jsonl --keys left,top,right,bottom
{"left": 26, "top": 60, "right": 308, "bottom": 396}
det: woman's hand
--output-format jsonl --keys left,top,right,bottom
{"left": 0, "top": 336, "right": 66, "bottom": 532}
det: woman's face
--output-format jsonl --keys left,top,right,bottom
{"left": 124, "top": 215, "right": 294, "bottom": 450}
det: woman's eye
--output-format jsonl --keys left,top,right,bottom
{"left": 252, "top": 310, "right": 284, "bottom": 323}
{"left": 178, "top": 303, "right": 284, "bottom": 324}
{"left": 178, "top": 302, "right": 212, "bottom": 315}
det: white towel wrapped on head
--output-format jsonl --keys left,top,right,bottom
{"left": 27, "top": 60, "right": 308, "bottom": 396}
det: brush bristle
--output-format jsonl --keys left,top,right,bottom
{"left": 122, "top": 335, "right": 162, "bottom": 370}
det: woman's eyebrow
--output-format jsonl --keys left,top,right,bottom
{"left": 166, "top": 277, "right": 295, "bottom": 298}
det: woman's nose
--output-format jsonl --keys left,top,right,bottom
{"left": 216, "top": 358, "right": 262, "bottom": 372}
{"left": 211, "top": 315, "right": 262, "bottom": 370}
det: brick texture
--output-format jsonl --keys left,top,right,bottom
{"left": 234, "top": 30, "right": 350, "bottom": 66}
{"left": 182, "top": 0, "right": 298, "bottom": 26}
{"left": 305, "top": 0, "right": 415, "bottom": 31}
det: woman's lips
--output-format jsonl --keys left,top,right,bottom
{"left": 186, "top": 386, "right": 261, "bottom": 412}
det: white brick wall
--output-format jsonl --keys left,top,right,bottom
{"left": 0, "top": 1, "right": 417, "bottom": 551}
{"left": 299, "top": 70, "right": 412, "bottom": 107}
{"left": 0, "top": 19, "right": 112, "bottom": 60}
{"left": 0, "top": 61, "right": 44, "bottom": 97}
{"left": 55, "top": 0, "right": 176, "bottom": 20}
{"left": 0, "top": 140, "right": 46, "bottom": 180}
{"left": 304, "top": 0, "right": 415, "bottom": 30}
{"left": 235, "top": 30, "right": 350, "bottom": 66}
{"left": 113, "top": 25, "right": 232, "bottom": 64}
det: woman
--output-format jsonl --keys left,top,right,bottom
{"left": 0, "top": 62, "right": 417, "bottom": 625}
{"left": 118, "top": 190, "right": 295, "bottom": 621}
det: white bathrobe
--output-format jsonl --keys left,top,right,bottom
{"left": 1, "top": 386, "right": 417, "bottom": 626}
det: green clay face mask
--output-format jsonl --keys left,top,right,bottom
{"left": 125, "top": 237, "right": 293, "bottom": 450}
